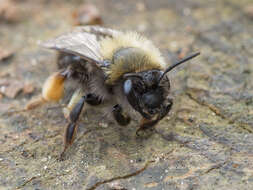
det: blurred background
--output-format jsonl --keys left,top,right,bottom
{"left": 0, "top": 0, "right": 253, "bottom": 189}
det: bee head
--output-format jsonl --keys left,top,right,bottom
{"left": 123, "top": 70, "right": 169, "bottom": 119}
{"left": 123, "top": 52, "right": 200, "bottom": 119}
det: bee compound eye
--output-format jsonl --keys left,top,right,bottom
{"left": 123, "top": 79, "right": 132, "bottom": 95}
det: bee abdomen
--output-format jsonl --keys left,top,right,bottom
{"left": 57, "top": 52, "right": 81, "bottom": 69}
{"left": 57, "top": 52, "right": 93, "bottom": 82}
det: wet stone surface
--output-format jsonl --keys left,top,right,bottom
{"left": 0, "top": 0, "right": 253, "bottom": 189}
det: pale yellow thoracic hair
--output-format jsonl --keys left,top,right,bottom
{"left": 100, "top": 31, "right": 166, "bottom": 84}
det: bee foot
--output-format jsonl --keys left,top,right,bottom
{"left": 25, "top": 96, "right": 46, "bottom": 110}
{"left": 136, "top": 127, "right": 155, "bottom": 137}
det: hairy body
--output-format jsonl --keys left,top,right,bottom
{"left": 27, "top": 26, "right": 199, "bottom": 156}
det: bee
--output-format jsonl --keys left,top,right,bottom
{"left": 29, "top": 26, "right": 199, "bottom": 156}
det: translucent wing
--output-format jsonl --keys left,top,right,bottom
{"left": 41, "top": 26, "right": 121, "bottom": 65}
{"left": 42, "top": 29, "right": 102, "bottom": 64}
{"left": 78, "top": 25, "right": 120, "bottom": 39}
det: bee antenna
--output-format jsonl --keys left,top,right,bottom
{"left": 158, "top": 52, "right": 200, "bottom": 84}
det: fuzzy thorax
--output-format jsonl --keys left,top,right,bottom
{"left": 100, "top": 31, "right": 166, "bottom": 84}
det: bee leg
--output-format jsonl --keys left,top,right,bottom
{"left": 25, "top": 96, "right": 47, "bottom": 110}
{"left": 63, "top": 89, "right": 102, "bottom": 119}
{"left": 112, "top": 104, "right": 131, "bottom": 126}
{"left": 86, "top": 93, "right": 102, "bottom": 106}
{"left": 136, "top": 118, "right": 159, "bottom": 136}
{"left": 61, "top": 96, "right": 86, "bottom": 158}
{"left": 136, "top": 98, "right": 173, "bottom": 136}
{"left": 63, "top": 89, "right": 83, "bottom": 119}
{"left": 26, "top": 71, "right": 68, "bottom": 110}
{"left": 42, "top": 71, "right": 67, "bottom": 102}
{"left": 61, "top": 93, "right": 102, "bottom": 158}
{"left": 159, "top": 98, "right": 173, "bottom": 119}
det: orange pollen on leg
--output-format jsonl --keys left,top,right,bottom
{"left": 42, "top": 72, "right": 65, "bottom": 101}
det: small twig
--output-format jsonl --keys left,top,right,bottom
{"left": 86, "top": 160, "right": 155, "bottom": 190}
{"left": 16, "top": 176, "right": 37, "bottom": 189}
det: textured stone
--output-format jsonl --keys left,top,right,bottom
{"left": 0, "top": 0, "right": 252, "bottom": 189}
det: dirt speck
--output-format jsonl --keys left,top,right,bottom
{"left": 72, "top": 3, "right": 102, "bottom": 25}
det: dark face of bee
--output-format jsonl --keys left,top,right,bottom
{"left": 123, "top": 70, "right": 170, "bottom": 119}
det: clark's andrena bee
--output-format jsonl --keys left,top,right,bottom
{"left": 28, "top": 26, "right": 199, "bottom": 156}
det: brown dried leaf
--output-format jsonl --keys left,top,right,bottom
{"left": 0, "top": 78, "right": 10, "bottom": 86}
{"left": 0, "top": 80, "right": 24, "bottom": 98}
{"left": 0, "top": 0, "right": 20, "bottom": 23}
{"left": 72, "top": 4, "right": 102, "bottom": 25}
{"left": 0, "top": 48, "right": 14, "bottom": 61}
{"left": 0, "top": 72, "right": 10, "bottom": 78}
{"left": 244, "top": 5, "right": 253, "bottom": 19}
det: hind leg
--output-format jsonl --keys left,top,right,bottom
{"left": 62, "top": 95, "right": 86, "bottom": 157}
{"left": 26, "top": 71, "right": 68, "bottom": 110}
{"left": 63, "top": 89, "right": 83, "bottom": 119}
{"left": 61, "top": 92, "right": 102, "bottom": 157}
{"left": 63, "top": 90, "right": 102, "bottom": 119}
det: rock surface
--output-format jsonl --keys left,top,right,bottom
{"left": 0, "top": 0, "right": 252, "bottom": 189}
